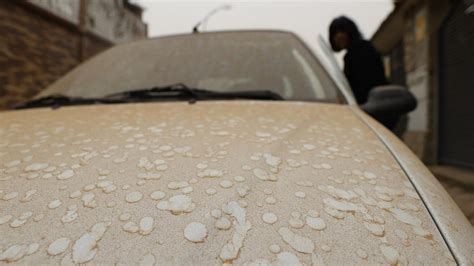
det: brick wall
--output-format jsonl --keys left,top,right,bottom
{"left": 0, "top": 1, "right": 113, "bottom": 109}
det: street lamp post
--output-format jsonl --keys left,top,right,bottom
{"left": 192, "top": 5, "right": 232, "bottom": 33}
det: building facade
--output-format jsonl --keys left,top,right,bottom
{"left": 0, "top": 0, "right": 147, "bottom": 109}
{"left": 372, "top": 0, "right": 474, "bottom": 169}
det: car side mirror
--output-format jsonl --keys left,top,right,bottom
{"left": 361, "top": 85, "right": 417, "bottom": 119}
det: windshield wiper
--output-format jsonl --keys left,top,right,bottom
{"left": 15, "top": 84, "right": 283, "bottom": 110}
{"left": 104, "top": 83, "right": 283, "bottom": 102}
{"left": 14, "top": 94, "right": 118, "bottom": 110}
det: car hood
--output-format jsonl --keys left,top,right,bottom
{"left": 0, "top": 101, "right": 454, "bottom": 264}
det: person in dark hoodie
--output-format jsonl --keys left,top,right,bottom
{"left": 329, "top": 16, "right": 387, "bottom": 104}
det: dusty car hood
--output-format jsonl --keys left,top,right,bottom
{"left": 0, "top": 101, "right": 454, "bottom": 264}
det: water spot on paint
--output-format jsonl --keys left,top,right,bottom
{"left": 378, "top": 201, "right": 393, "bottom": 210}
{"left": 61, "top": 206, "right": 78, "bottom": 224}
{"left": 3, "top": 192, "right": 18, "bottom": 201}
{"left": 211, "top": 209, "right": 222, "bottom": 219}
{"left": 119, "top": 213, "right": 131, "bottom": 221}
{"left": 306, "top": 217, "right": 326, "bottom": 230}
{"left": 48, "top": 199, "right": 62, "bottom": 209}
{"left": 364, "top": 222, "right": 385, "bottom": 237}
{"left": 253, "top": 168, "right": 277, "bottom": 181}
{"left": 262, "top": 188, "right": 272, "bottom": 195}
{"left": 296, "top": 181, "right": 313, "bottom": 187}
{"left": 150, "top": 191, "right": 166, "bottom": 200}
{"left": 97, "top": 169, "right": 110, "bottom": 176}
{"left": 20, "top": 189, "right": 37, "bottom": 202}
{"left": 139, "top": 217, "right": 154, "bottom": 235}
{"left": 139, "top": 254, "right": 156, "bottom": 266}
{"left": 269, "top": 244, "right": 281, "bottom": 254}
{"left": 123, "top": 221, "right": 139, "bottom": 233}
{"left": 289, "top": 149, "right": 301, "bottom": 154}
{"left": 379, "top": 244, "right": 399, "bottom": 265}
{"left": 289, "top": 218, "right": 305, "bottom": 229}
{"left": 323, "top": 198, "right": 362, "bottom": 213}
{"left": 156, "top": 194, "right": 195, "bottom": 215}
{"left": 234, "top": 176, "right": 246, "bottom": 182}
{"left": 256, "top": 132, "right": 271, "bottom": 138}
{"left": 10, "top": 219, "right": 27, "bottom": 228}
{"left": 263, "top": 153, "right": 281, "bottom": 170}
{"left": 4, "top": 160, "right": 20, "bottom": 168}
{"left": 219, "top": 201, "right": 251, "bottom": 263}
{"left": 242, "top": 165, "right": 252, "bottom": 171}
{"left": 323, "top": 206, "right": 345, "bottom": 219}
{"left": 26, "top": 243, "right": 39, "bottom": 256}
{"left": 25, "top": 162, "right": 49, "bottom": 172}
{"left": 395, "top": 229, "right": 410, "bottom": 246}
{"left": 18, "top": 212, "right": 32, "bottom": 220}
{"left": 262, "top": 212, "right": 278, "bottom": 224}
{"left": 321, "top": 244, "right": 331, "bottom": 252}
{"left": 33, "top": 214, "right": 45, "bottom": 222}
{"left": 413, "top": 226, "right": 433, "bottom": 239}
{"left": 26, "top": 173, "right": 39, "bottom": 180}
{"left": 303, "top": 144, "right": 315, "bottom": 150}
{"left": 290, "top": 211, "right": 301, "bottom": 219}
{"left": 276, "top": 252, "right": 302, "bottom": 265}
{"left": 196, "top": 163, "right": 208, "bottom": 170}
{"left": 42, "top": 173, "right": 52, "bottom": 179}
{"left": 321, "top": 163, "right": 332, "bottom": 169}
{"left": 72, "top": 222, "right": 110, "bottom": 263}
{"left": 363, "top": 171, "right": 377, "bottom": 179}
{"left": 137, "top": 173, "right": 161, "bottom": 180}
{"left": 125, "top": 191, "right": 143, "bottom": 203}
{"left": 215, "top": 217, "right": 231, "bottom": 230}
{"left": 47, "top": 238, "right": 70, "bottom": 256}
{"left": 197, "top": 169, "right": 224, "bottom": 178}
{"left": 206, "top": 188, "right": 217, "bottom": 195}
{"left": 307, "top": 210, "right": 319, "bottom": 218}
{"left": 0, "top": 244, "right": 29, "bottom": 262}
{"left": 388, "top": 208, "right": 421, "bottom": 227}
{"left": 155, "top": 164, "right": 168, "bottom": 171}
{"left": 184, "top": 222, "right": 207, "bottom": 243}
{"left": 70, "top": 190, "right": 82, "bottom": 199}
{"left": 265, "top": 196, "right": 277, "bottom": 205}
{"left": 0, "top": 175, "right": 12, "bottom": 181}
{"left": 295, "top": 191, "right": 306, "bottom": 199}
{"left": 238, "top": 200, "right": 248, "bottom": 208}
{"left": 81, "top": 193, "right": 97, "bottom": 208}
{"left": 278, "top": 227, "right": 314, "bottom": 253}
{"left": 58, "top": 169, "right": 74, "bottom": 180}
{"left": 168, "top": 181, "right": 189, "bottom": 190}
{"left": 0, "top": 215, "right": 13, "bottom": 225}
{"left": 220, "top": 180, "right": 233, "bottom": 188}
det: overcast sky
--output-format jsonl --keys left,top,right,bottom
{"left": 134, "top": 0, "right": 393, "bottom": 60}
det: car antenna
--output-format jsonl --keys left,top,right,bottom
{"left": 192, "top": 5, "right": 232, "bottom": 33}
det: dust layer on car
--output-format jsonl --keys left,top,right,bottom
{"left": 0, "top": 101, "right": 456, "bottom": 264}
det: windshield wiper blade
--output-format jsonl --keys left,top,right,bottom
{"left": 15, "top": 84, "right": 283, "bottom": 110}
{"left": 105, "top": 83, "right": 283, "bottom": 102}
{"left": 105, "top": 83, "right": 199, "bottom": 101}
{"left": 14, "top": 94, "right": 116, "bottom": 110}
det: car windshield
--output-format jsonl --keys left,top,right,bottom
{"left": 38, "top": 31, "right": 342, "bottom": 102}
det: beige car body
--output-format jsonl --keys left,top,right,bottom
{"left": 1, "top": 30, "right": 473, "bottom": 265}
{"left": 0, "top": 100, "right": 472, "bottom": 265}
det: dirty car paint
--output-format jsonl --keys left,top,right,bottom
{"left": 0, "top": 101, "right": 455, "bottom": 264}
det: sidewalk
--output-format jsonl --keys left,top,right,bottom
{"left": 430, "top": 165, "right": 474, "bottom": 225}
